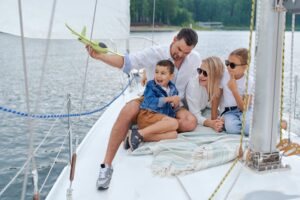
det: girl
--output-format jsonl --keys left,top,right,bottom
{"left": 216, "top": 48, "right": 253, "bottom": 135}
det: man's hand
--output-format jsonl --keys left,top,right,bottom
{"left": 86, "top": 45, "right": 102, "bottom": 60}
{"left": 140, "top": 70, "right": 147, "bottom": 86}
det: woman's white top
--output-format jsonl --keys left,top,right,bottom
{"left": 185, "top": 75, "right": 211, "bottom": 125}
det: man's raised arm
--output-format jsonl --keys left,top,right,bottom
{"left": 86, "top": 45, "right": 124, "bottom": 69}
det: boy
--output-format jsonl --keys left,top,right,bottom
{"left": 128, "top": 60, "right": 180, "bottom": 151}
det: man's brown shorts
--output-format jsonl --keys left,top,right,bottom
{"left": 132, "top": 96, "right": 144, "bottom": 104}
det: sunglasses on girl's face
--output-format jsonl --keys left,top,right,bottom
{"left": 197, "top": 68, "right": 208, "bottom": 77}
{"left": 225, "top": 60, "right": 246, "bottom": 69}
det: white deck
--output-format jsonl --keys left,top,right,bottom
{"left": 46, "top": 88, "right": 300, "bottom": 200}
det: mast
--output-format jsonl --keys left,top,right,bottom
{"left": 249, "top": 0, "right": 286, "bottom": 170}
{"left": 250, "top": 0, "right": 300, "bottom": 170}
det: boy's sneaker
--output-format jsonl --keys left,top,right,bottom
{"left": 96, "top": 164, "right": 113, "bottom": 190}
{"left": 128, "top": 129, "right": 143, "bottom": 151}
{"left": 123, "top": 132, "right": 130, "bottom": 150}
{"left": 123, "top": 124, "right": 138, "bottom": 150}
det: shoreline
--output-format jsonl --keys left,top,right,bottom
{"left": 130, "top": 26, "right": 178, "bottom": 32}
{"left": 130, "top": 25, "right": 249, "bottom": 32}
{"left": 130, "top": 25, "right": 300, "bottom": 32}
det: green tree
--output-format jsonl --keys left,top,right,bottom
{"left": 130, "top": 0, "right": 299, "bottom": 27}
{"left": 130, "top": 0, "right": 150, "bottom": 24}
{"left": 172, "top": 8, "right": 193, "bottom": 25}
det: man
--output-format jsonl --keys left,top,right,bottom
{"left": 86, "top": 28, "right": 201, "bottom": 190}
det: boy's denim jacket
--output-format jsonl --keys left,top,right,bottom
{"left": 140, "top": 80, "right": 178, "bottom": 118}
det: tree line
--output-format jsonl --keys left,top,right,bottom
{"left": 130, "top": 0, "right": 300, "bottom": 28}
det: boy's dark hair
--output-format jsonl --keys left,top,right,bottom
{"left": 176, "top": 28, "right": 198, "bottom": 46}
{"left": 156, "top": 60, "right": 175, "bottom": 74}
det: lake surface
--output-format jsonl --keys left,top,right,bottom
{"left": 0, "top": 30, "right": 299, "bottom": 199}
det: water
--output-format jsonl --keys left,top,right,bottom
{"left": 0, "top": 31, "right": 299, "bottom": 199}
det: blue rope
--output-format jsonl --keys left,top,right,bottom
{"left": 0, "top": 77, "right": 133, "bottom": 119}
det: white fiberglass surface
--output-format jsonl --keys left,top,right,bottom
{"left": 47, "top": 89, "right": 300, "bottom": 200}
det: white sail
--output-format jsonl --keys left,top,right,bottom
{"left": 0, "top": 0, "right": 130, "bottom": 39}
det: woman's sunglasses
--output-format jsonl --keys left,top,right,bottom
{"left": 225, "top": 60, "right": 246, "bottom": 69}
{"left": 197, "top": 68, "right": 208, "bottom": 77}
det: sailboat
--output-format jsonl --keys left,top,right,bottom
{"left": 46, "top": 0, "right": 300, "bottom": 199}
{"left": 0, "top": 0, "right": 300, "bottom": 199}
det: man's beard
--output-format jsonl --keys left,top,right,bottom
{"left": 172, "top": 53, "right": 181, "bottom": 61}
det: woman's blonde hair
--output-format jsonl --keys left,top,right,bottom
{"left": 201, "top": 56, "right": 224, "bottom": 101}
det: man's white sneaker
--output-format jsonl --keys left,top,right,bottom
{"left": 96, "top": 164, "right": 113, "bottom": 190}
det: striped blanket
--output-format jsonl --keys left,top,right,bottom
{"left": 131, "top": 132, "right": 246, "bottom": 176}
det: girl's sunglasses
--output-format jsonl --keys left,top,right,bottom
{"left": 197, "top": 68, "right": 208, "bottom": 77}
{"left": 225, "top": 60, "right": 246, "bottom": 69}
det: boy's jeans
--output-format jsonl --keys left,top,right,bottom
{"left": 223, "top": 108, "right": 252, "bottom": 136}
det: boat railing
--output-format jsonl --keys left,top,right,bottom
{"left": 39, "top": 128, "right": 70, "bottom": 193}
{"left": 0, "top": 75, "right": 135, "bottom": 199}
{"left": 0, "top": 99, "right": 67, "bottom": 198}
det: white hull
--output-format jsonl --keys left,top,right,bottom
{"left": 46, "top": 87, "right": 300, "bottom": 200}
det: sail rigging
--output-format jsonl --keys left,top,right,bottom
{"left": 0, "top": 0, "right": 131, "bottom": 199}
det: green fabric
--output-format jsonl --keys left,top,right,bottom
{"left": 131, "top": 132, "right": 247, "bottom": 176}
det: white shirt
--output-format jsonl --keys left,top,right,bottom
{"left": 185, "top": 75, "right": 210, "bottom": 125}
{"left": 162, "top": 86, "right": 171, "bottom": 95}
{"left": 220, "top": 69, "right": 254, "bottom": 113}
{"left": 122, "top": 45, "right": 201, "bottom": 100}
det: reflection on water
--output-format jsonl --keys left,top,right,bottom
{"left": 0, "top": 31, "right": 299, "bottom": 199}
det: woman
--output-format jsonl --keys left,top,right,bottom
{"left": 185, "top": 56, "right": 224, "bottom": 132}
